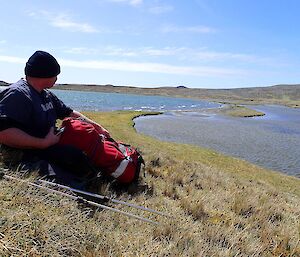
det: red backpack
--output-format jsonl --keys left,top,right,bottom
{"left": 58, "top": 117, "right": 144, "bottom": 184}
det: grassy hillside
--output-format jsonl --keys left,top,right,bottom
{"left": 1, "top": 111, "right": 300, "bottom": 256}
{"left": 54, "top": 83, "right": 300, "bottom": 107}
{"left": 2, "top": 80, "right": 300, "bottom": 107}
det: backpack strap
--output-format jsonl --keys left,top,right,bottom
{"left": 110, "top": 156, "right": 131, "bottom": 178}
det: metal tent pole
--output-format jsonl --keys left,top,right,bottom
{"left": 3, "top": 174, "right": 159, "bottom": 225}
{"left": 39, "top": 179, "right": 170, "bottom": 218}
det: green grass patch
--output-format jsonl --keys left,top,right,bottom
{"left": 217, "top": 104, "right": 265, "bottom": 117}
{"left": 0, "top": 111, "right": 300, "bottom": 256}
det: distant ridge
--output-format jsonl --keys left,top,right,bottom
{"left": 1, "top": 80, "right": 299, "bottom": 107}
{"left": 53, "top": 82, "right": 300, "bottom": 107}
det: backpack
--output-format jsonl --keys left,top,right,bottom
{"left": 57, "top": 117, "right": 144, "bottom": 184}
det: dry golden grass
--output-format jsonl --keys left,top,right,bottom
{"left": 0, "top": 111, "right": 300, "bottom": 256}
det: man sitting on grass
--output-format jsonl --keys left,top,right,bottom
{"left": 0, "top": 50, "right": 109, "bottom": 188}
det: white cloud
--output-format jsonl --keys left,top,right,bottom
{"left": 142, "top": 48, "right": 179, "bottom": 56}
{"left": 129, "top": 0, "right": 143, "bottom": 5}
{"left": 64, "top": 46, "right": 186, "bottom": 57}
{"left": 29, "top": 11, "right": 98, "bottom": 33}
{"left": 0, "top": 54, "right": 244, "bottom": 77}
{"left": 59, "top": 58, "right": 243, "bottom": 77}
{"left": 102, "top": 47, "right": 138, "bottom": 57}
{"left": 63, "top": 46, "right": 270, "bottom": 65}
{"left": 64, "top": 48, "right": 100, "bottom": 55}
{"left": 50, "top": 14, "right": 98, "bottom": 33}
{"left": 192, "top": 50, "right": 274, "bottom": 64}
{"left": 199, "top": 52, "right": 249, "bottom": 60}
{"left": 107, "top": 0, "right": 143, "bottom": 7}
{"left": 149, "top": 5, "right": 174, "bottom": 14}
{"left": 64, "top": 47, "right": 138, "bottom": 57}
{"left": 161, "top": 25, "right": 216, "bottom": 34}
{"left": 0, "top": 55, "right": 26, "bottom": 64}
{"left": 143, "top": 47, "right": 274, "bottom": 65}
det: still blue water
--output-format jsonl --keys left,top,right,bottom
{"left": 51, "top": 89, "right": 220, "bottom": 111}
{"left": 135, "top": 105, "right": 300, "bottom": 177}
{"left": 0, "top": 86, "right": 219, "bottom": 111}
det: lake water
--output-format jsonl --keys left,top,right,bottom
{"left": 135, "top": 105, "right": 300, "bottom": 177}
{"left": 0, "top": 86, "right": 219, "bottom": 111}
{"left": 1, "top": 85, "right": 299, "bottom": 176}
{"left": 52, "top": 89, "right": 220, "bottom": 112}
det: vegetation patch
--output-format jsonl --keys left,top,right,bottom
{"left": 0, "top": 111, "right": 300, "bottom": 256}
{"left": 217, "top": 104, "right": 265, "bottom": 117}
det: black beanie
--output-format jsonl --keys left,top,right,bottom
{"left": 25, "top": 51, "right": 61, "bottom": 78}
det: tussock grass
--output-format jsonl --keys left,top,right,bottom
{"left": 0, "top": 111, "right": 300, "bottom": 256}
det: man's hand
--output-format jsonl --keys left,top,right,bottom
{"left": 43, "top": 127, "right": 61, "bottom": 148}
{"left": 0, "top": 127, "right": 60, "bottom": 149}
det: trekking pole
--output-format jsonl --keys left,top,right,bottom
{"left": 2, "top": 174, "right": 159, "bottom": 225}
{"left": 39, "top": 179, "right": 171, "bottom": 218}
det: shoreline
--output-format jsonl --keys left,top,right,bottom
{"left": 111, "top": 110, "right": 300, "bottom": 190}
{"left": 85, "top": 110, "right": 300, "bottom": 189}
{"left": 138, "top": 103, "right": 266, "bottom": 118}
{"left": 53, "top": 83, "right": 300, "bottom": 108}
{"left": 133, "top": 106, "right": 300, "bottom": 177}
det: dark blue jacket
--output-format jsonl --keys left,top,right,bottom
{"left": 0, "top": 79, "right": 72, "bottom": 138}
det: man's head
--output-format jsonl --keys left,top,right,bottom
{"left": 25, "top": 51, "right": 60, "bottom": 78}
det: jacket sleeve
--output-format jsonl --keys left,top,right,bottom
{"left": 0, "top": 117, "right": 24, "bottom": 131}
{"left": 0, "top": 89, "right": 32, "bottom": 129}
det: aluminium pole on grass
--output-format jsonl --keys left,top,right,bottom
{"left": 38, "top": 179, "right": 171, "bottom": 218}
{"left": 2, "top": 174, "right": 159, "bottom": 225}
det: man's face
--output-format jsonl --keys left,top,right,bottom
{"left": 42, "top": 76, "right": 57, "bottom": 89}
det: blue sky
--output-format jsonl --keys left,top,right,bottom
{"left": 0, "top": 0, "right": 299, "bottom": 88}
